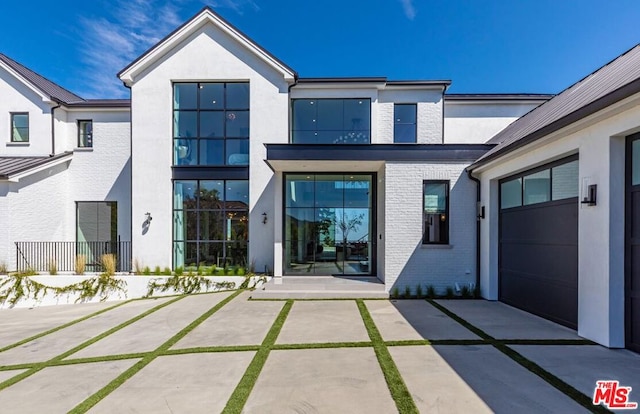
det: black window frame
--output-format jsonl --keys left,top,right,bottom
{"left": 10, "top": 112, "right": 29, "bottom": 142}
{"left": 77, "top": 119, "right": 93, "bottom": 148}
{"left": 290, "top": 98, "right": 372, "bottom": 144}
{"left": 422, "top": 180, "right": 450, "bottom": 245}
{"left": 172, "top": 82, "right": 250, "bottom": 166}
{"left": 394, "top": 103, "right": 417, "bottom": 143}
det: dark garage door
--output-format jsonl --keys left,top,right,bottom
{"left": 626, "top": 134, "right": 640, "bottom": 353}
{"left": 499, "top": 157, "right": 579, "bottom": 329}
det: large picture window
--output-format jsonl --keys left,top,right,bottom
{"left": 292, "top": 98, "right": 370, "bottom": 144}
{"left": 423, "top": 181, "right": 449, "bottom": 244}
{"left": 173, "top": 82, "right": 249, "bottom": 166}
{"left": 173, "top": 180, "right": 248, "bottom": 268}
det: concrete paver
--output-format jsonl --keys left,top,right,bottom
{"left": 0, "top": 300, "right": 125, "bottom": 349}
{"left": 89, "top": 352, "right": 255, "bottom": 414}
{"left": 0, "top": 297, "right": 172, "bottom": 365}
{"left": 436, "top": 300, "right": 581, "bottom": 339}
{"left": 403, "top": 345, "right": 585, "bottom": 413}
{"left": 172, "top": 292, "right": 283, "bottom": 349}
{"left": 69, "top": 292, "right": 232, "bottom": 359}
{"left": 244, "top": 348, "right": 398, "bottom": 413}
{"left": 0, "top": 369, "right": 26, "bottom": 383}
{"left": 366, "top": 300, "right": 480, "bottom": 341}
{"left": 0, "top": 359, "right": 137, "bottom": 413}
{"left": 276, "top": 300, "right": 370, "bottom": 344}
{"left": 511, "top": 345, "right": 640, "bottom": 402}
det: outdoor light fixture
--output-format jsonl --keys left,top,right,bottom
{"left": 477, "top": 203, "right": 485, "bottom": 219}
{"left": 262, "top": 212, "right": 268, "bottom": 224}
{"left": 145, "top": 212, "right": 152, "bottom": 222}
{"left": 581, "top": 178, "right": 597, "bottom": 206}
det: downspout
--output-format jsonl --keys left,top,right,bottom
{"left": 50, "top": 101, "right": 61, "bottom": 156}
{"left": 467, "top": 169, "right": 481, "bottom": 295}
{"left": 123, "top": 81, "right": 133, "bottom": 271}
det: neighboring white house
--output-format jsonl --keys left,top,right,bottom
{"left": 1, "top": 6, "right": 638, "bottom": 353}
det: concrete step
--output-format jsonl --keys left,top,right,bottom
{"left": 250, "top": 290, "right": 389, "bottom": 299}
{"left": 251, "top": 276, "right": 388, "bottom": 299}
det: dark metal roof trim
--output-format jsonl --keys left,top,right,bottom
{"left": 118, "top": 6, "right": 297, "bottom": 79}
{"left": 266, "top": 144, "right": 494, "bottom": 162}
{"left": 64, "top": 99, "right": 131, "bottom": 108}
{"left": 0, "top": 53, "right": 84, "bottom": 104}
{"left": 446, "top": 93, "right": 553, "bottom": 101}
{"left": 386, "top": 80, "right": 452, "bottom": 86}
{"left": 0, "top": 152, "right": 73, "bottom": 179}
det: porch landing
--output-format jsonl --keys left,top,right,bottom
{"left": 250, "top": 276, "right": 388, "bottom": 299}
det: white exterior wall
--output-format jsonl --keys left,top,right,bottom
{"left": 444, "top": 102, "right": 540, "bottom": 144}
{"left": 129, "top": 24, "right": 289, "bottom": 270}
{"left": 0, "top": 66, "right": 53, "bottom": 156}
{"left": 384, "top": 162, "right": 477, "bottom": 293}
{"left": 378, "top": 89, "right": 444, "bottom": 144}
{"left": 475, "top": 94, "right": 640, "bottom": 347}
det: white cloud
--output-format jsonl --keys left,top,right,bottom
{"left": 77, "top": 0, "right": 259, "bottom": 98}
{"left": 398, "top": 0, "right": 416, "bottom": 20}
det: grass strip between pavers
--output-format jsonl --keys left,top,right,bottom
{"left": 0, "top": 295, "right": 185, "bottom": 391}
{"left": 426, "top": 299, "right": 612, "bottom": 414}
{"left": 164, "top": 345, "right": 261, "bottom": 355}
{"left": 221, "top": 299, "right": 293, "bottom": 414}
{"left": 272, "top": 341, "right": 372, "bottom": 350}
{"left": 356, "top": 299, "right": 419, "bottom": 414}
{"left": 68, "top": 289, "right": 242, "bottom": 413}
{"left": 0, "top": 299, "right": 133, "bottom": 354}
{"left": 384, "top": 339, "right": 489, "bottom": 347}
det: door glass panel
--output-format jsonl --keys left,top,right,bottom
{"left": 286, "top": 175, "right": 315, "bottom": 207}
{"left": 633, "top": 139, "right": 640, "bottom": 186}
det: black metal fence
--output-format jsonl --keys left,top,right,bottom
{"left": 15, "top": 241, "right": 132, "bottom": 273}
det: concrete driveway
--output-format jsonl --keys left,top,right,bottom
{"left": 0, "top": 291, "right": 638, "bottom": 413}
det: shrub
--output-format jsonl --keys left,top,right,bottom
{"left": 174, "top": 266, "right": 184, "bottom": 276}
{"left": 132, "top": 258, "right": 143, "bottom": 275}
{"left": 426, "top": 285, "right": 436, "bottom": 299}
{"left": 153, "top": 266, "right": 161, "bottom": 276}
{"left": 416, "top": 284, "right": 423, "bottom": 299}
{"left": 473, "top": 284, "right": 481, "bottom": 298}
{"left": 445, "top": 286, "right": 455, "bottom": 299}
{"left": 162, "top": 267, "right": 172, "bottom": 276}
{"left": 0, "top": 261, "right": 8, "bottom": 274}
{"left": 197, "top": 266, "right": 204, "bottom": 276}
{"left": 237, "top": 267, "right": 246, "bottom": 276}
{"left": 101, "top": 254, "right": 116, "bottom": 276}
{"left": 390, "top": 286, "right": 399, "bottom": 299}
{"left": 143, "top": 266, "right": 151, "bottom": 275}
{"left": 404, "top": 285, "right": 412, "bottom": 299}
{"left": 48, "top": 259, "right": 58, "bottom": 275}
{"left": 460, "top": 285, "right": 471, "bottom": 298}
{"left": 75, "top": 255, "right": 86, "bottom": 275}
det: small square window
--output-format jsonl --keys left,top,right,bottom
{"left": 11, "top": 113, "right": 29, "bottom": 142}
{"left": 394, "top": 104, "right": 417, "bottom": 143}
{"left": 78, "top": 120, "right": 93, "bottom": 147}
{"left": 423, "top": 181, "right": 449, "bottom": 244}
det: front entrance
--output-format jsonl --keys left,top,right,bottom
{"left": 284, "top": 173, "right": 374, "bottom": 275}
{"left": 626, "top": 133, "right": 640, "bottom": 352}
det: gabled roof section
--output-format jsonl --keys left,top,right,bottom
{"left": 0, "top": 53, "right": 84, "bottom": 104}
{"left": 469, "top": 43, "right": 640, "bottom": 169}
{"left": 0, "top": 152, "right": 73, "bottom": 181}
{"left": 118, "top": 6, "right": 297, "bottom": 85}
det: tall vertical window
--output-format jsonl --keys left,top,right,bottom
{"left": 173, "top": 82, "right": 249, "bottom": 166}
{"left": 78, "top": 120, "right": 93, "bottom": 148}
{"left": 423, "top": 181, "right": 449, "bottom": 244}
{"left": 291, "top": 98, "right": 370, "bottom": 144}
{"left": 10, "top": 113, "right": 29, "bottom": 142}
{"left": 394, "top": 104, "right": 417, "bottom": 143}
{"left": 173, "top": 180, "right": 249, "bottom": 268}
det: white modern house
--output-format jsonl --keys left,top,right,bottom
{"left": 1, "top": 7, "right": 638, "bottom": 353}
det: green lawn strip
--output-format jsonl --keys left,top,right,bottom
{"left": 48, "top": 352, "right": 150, "bottom": 367}
{"left": 272, "top": 341, "right": 372, "bottom": 350}
{"left": 164, "top": 345, "right": 260, "bottom": 355}
{"left": 68, "top": 289, "right": 242, "bottom": 414}
{"left": 0, "top": 295, "right": 185, "bottom": 392}
{"left": 0, "top": 300, "right": 133, "bottom": 354}
{"left": 221, "top": 299, "right": 293, "bottom": 414}
{"left": 356, "top": 300, "right": 419, "bottom": 414}
{"left": 426, "top": 299, "right": 611, "bottom": 413}
{"left": 0, "top": 362, "right": 37, "bottom": 371}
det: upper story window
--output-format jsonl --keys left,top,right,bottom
{"left": 292, "top": 98, "right": 370, "bottom": 144}
{"left": 173, "top": 82, "right": 249, "bottom": 166}
{"left": 78, "top": 120, "right": 93, "bottom": 148}
{"left": 10, "top": 113, "right": 29, "bottom": 142}
{"left": 394, "top": 104, "right": 416, "bottom": 143}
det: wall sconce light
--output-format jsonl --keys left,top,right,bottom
{"left": 477, "top": 203, "right": 485, "bottom": 220}
{"left": 581, "top": 184, "right": 597, "bottom": 206}
{"left": 145, "top": 212, "right": 152, "bottom": 222}
{"left": 262, "top": 212, "right": 268, "bottom": 224}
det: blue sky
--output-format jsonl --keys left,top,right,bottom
{"left": 1, "top": 0, "right": 638, "bottom": 99}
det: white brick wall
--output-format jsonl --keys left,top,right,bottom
{"left": 384, "top": 162, "right": 477, "bottom": 293}
{"left": 378, "top": 89, "right": 443, "bottom": 144}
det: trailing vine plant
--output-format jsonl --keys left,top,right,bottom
{"left": 145, "top": 274, "right": 236, "bottom": 297}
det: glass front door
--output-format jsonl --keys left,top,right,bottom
{"left": 285, "top": 174, "right": 374, "bottom": 275}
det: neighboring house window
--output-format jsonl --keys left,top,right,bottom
{"left": 291, "top": 98, "right": 370, "bottom": 144}
{"left": 394, "top": 104, "right": 417, "bottom": 143}
{"left": 173, "top": 82, "right": 249, "bottom": 166}
{"left": 173, "top": 179, "right": 249, "bottom": 268}
{"left": 10, "top": 113, "right": 29, "bottom": 142}
{"left": 78, "top": 120, "right": 93, "bottom": 147}
{"left": 423, "top": 181, "right": 449, "bottom": 244}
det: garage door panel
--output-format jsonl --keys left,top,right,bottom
{"left": 500, "top": 243, "right": 577, "bottom": 287}
{"left": 500, "top": 269, "right": 578, "bottom": 329}
{"left": 500, "top": 202, "right": 577, "bottom": 245}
